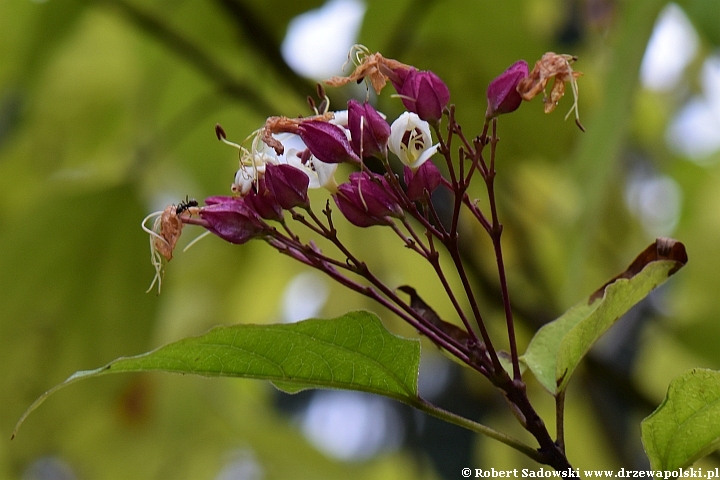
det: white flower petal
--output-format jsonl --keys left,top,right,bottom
{"left": 311, "top": 158, "right": 339, "bottom": 191}
{"left": 389, "top": 111, "right": 437, "bottom": 169}
{"left": 410, "top": 143, "right": 440, "bottom": 170}
{"left": 330, "top": 110, "right": 349, "bottom": 127}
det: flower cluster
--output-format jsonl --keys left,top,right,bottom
{"left": 143, "top": 46, "right": 583, "bottom": 356}
{"left": 142, "top": 46, "right": 583, "bottom": 470}
{"left": 145, "top": 63, "right": 453, "bottom": 253}
{"left": 143, "top": 46, "right": 583, "bottom": 322}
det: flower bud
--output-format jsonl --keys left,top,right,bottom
{"left": 399, "top": 70, "right": 450, "bottom": 123}
{"left": 264, "top": 163, "right": 310, "bottom": 210}
{"left": 347, "top": 99, "right": 391, "bottom": 158}
{"left": 204, "top": 195, "right": 236, "bottom": 205}
{"left": 200, "top": 198, "right": 265, "bottom": 244}
{"left": 333, "top": 172, "right": 402, "bottom": 227}
{"left": 404, "top": 161, "right": 442, "bottom": 202}
{"left": 485, "top": 60, "right": 529, "bottom": 119}
{"left": 388, "top": 66, "right": 417, "bottom": 95}
{"left": 297, "top": 120, "right": 360, "bottom": 164}
{"left": 245, "top": 179, "right": 283, "bottom": 221}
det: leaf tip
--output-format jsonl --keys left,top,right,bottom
{"left": 589, "top": 238, "right": 688, "bottom": 303}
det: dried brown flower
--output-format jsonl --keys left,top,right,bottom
{"left": 261, "top": 112, "right": 335, "bottom": 155}
{"left": 325, "top": 46, "right": 412, "bottom": 95}
{"left": 154, "top": 205, "right": 183, "bottom": 261}
{"left": 517, "top": 52, "right": 584, "bottom": 131}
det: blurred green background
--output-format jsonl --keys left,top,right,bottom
{"left": 2, "top": 0, "right": 720, "bottom": 478}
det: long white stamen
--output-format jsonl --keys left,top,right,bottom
{"left": 183, "top": 231, "right": 212, "bottom": 253}
{"left": 142, "top": 210, "right": 168, "bottom": 294}
{"left": 141, "top": 211, "right": 169, "bottom": 246}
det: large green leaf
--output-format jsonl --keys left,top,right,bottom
{"left": 522, "top": 239, "right": 687, "bottom": 394}
{"left": 642, "top": 368, "right": 720, "bottom": 470}
{"left": 14, "top": 311, "right": 421, "bottom": 438}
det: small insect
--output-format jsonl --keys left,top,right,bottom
{"left": 175, "top": 196, "right": 198, "bottom": 215}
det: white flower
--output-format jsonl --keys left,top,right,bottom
{"left": 231, "top": 131, "right": 338, "bottom": 194}
{"left": 231, "top": 133, "right": 279, "bottom": 195}
{"left": 272, "top": 133, "right": 338, "bottom": 191}
{"left": 388, "top": 111, "right": 439, "bottom": 170}
{"left": 232, "top": 164, "right": 260, "bottom": 196}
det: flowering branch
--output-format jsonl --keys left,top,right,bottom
{"left": 143, "top": 46, "right": 585, "bottom": 471}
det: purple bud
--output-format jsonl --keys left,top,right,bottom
{"left": 388, "top": 66, "right": 418, "bottom": 97}
{"left": 347, "top": 99, "right": 391, "bottom": 158}
{"left": 399, "top": 70, "right": 450, "bottom": 123}
{"left": 485, "top": 60, "right": 529, "bottom": 119}
{"left": 204, "top": 195, "right": 236, "bottom": 205}
{"left": 403, "top": 161, "right": 442, "bottom": 202}
{"left": 245, "top": 179, "right": 284, "bottom": 221}
{"left": 333, "top": 172, "right": 402, "bottom": 228}
{"left": 297, "top": 120, "right": 360, "bottom": 164}
{"left": 264, "top": 163, "right": 310, "bottom": 210}
{"left": 200, "top": 197, "right": 265, "bottom": 244}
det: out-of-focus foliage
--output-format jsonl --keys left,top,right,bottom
{"left": 2, "top": 0, "right": 720, "bottom": 478}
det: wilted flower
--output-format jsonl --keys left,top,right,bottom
{"left": 485, "top": 60, "right": 529, "bottom": 119}
{"left": 388, "top": 112, "right": 439, "bottom": 170}
{"left": 141, "top": 204, "right": 188, "bottom": 294}
{"left": 347, "top": 99, "right": 391, "bottom": 158}
{"left": 398, "top": 70, "right": 450, "bottom": 124}
{"left": 324, "top": 45, "right": 414, "bottom": 95}
{"left": 516, "top": 52, "right": 584, "bottom": 130}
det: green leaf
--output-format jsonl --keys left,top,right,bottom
{"left": 522, "top": 239, "right": 687, "bottom": 394}
{"left": 642, "top": 368, "right": 720, "bottom": 470}
{"left": 14, "top": 311, "right": 420, "bottom": 438}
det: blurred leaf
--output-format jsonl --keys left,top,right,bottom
{"left": 522, "top": 239, "right": 688, "bottom": 394}
{"left": 16, "top": 0, "right": 93, "bottom": 85}
{"left": 14, "top": 311, "right": 421, "bottom": 437}
{"left": 563, "top": 0, "right": 667, "bottom": 301}
{"left": 682, "top": 0, "right": 720, "bottom": 46}
{"left": 642, "top": 368, "right": 720, "bottom": 470}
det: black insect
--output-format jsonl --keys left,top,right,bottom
{"left": 175, "top": 196, "right": 198, "bottom": 215}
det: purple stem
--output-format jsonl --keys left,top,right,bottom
{"left": 485, "top": 118, "right": 520, "bottom": 380}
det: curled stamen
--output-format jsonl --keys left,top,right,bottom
{"left": 141, "top": 205, "right": 185, "bottom": 294}
{"left": 347, "top": 44, "right": 371, "bottom": 70}
{"left": 218, "top": 127, "right": 272, "bottom": 196}
{"left": 325, "top": 45, "right": 413, "bottom": 95}
{"left": 141, "top": 210, "right": 168, "bottom": 294}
